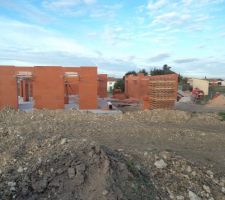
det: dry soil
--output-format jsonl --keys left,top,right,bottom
{"left": 0, "top": 108, "right": 225, "bottom": 200}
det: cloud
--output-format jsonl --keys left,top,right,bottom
{"left": 220, "top": 32, "right": 225, "bottom": 37}
{"left": 175, "top": 59, "right": 225, "bottom": 78}
{"left": 0, "top": 17, "right": 135, "bottom": 77}
{"left": 90, "top": 3, "right": 123, "bottom": 18}
{"left": 43, "top": 0, "right": 122, "bottom": 19}
{"left": 149, "top": 53, "right": 171, "bottom": 62}
{"left": 187, "top": 24, "right": 205, "bottom": 31}
{"left": 147, "top": 0, "right": 222, "bottom": 33}
{"left": 0, "top": 17, "right": 96, "bottom": 58}
{"left": 195, "top": 44, "right": 206, "bottom": 49}
{"left": 199, "top": 0, "right": 225, "bottom": 5}
{"left": 174, "top": 58, "right": 199, "bottom": 64}
{"left": 83, "top": 0, "right": 96, "bottom": 5}
{"left": 43, "top": 0, "right": 96, "bottom": 9}
{"left": 195, "top": 15, "right": 210, "bottom": 22}
{"left": 0, "top": 0, "right": 53, "bottom": 23}
{"left": 147, "top": 0, "right": 167, "bottom": 10}
{"left": 101, "top": 26, "right": 129, "bottom": 46}
{"left": 182, "top": 0, "right": 193, "bottom": 5}
{"left": 152, "top": 12, "right": 191, "bottom": 25}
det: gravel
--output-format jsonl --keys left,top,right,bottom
{"left": 0, "top": 108, "right": 225, "bottom": 199}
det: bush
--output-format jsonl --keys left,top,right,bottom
{"left": 218, "top": 112, "right": 225, "bottom": 121}
{"left": 114, "top": 79, "right": 125, "bottom": 92}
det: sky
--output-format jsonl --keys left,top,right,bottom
{"left": 0, "top": 0, "right": 225, "bottom": 78}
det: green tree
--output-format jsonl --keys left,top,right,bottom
{"left": 150, "top": 64, "right": 174, "bottom": 76}
{"left": 125, "top": 70, "right": 137, "bottom": 76}
{"left": 114, "top": 68, "right": 150, "bottom": 92}
{"left": 113, "top": 79, "right": 125, "bottom": 92}
{"left": 178, "top": 73, "right": 184, "bottom": 83}
{"left": 138, "top": 69, "right": 148, "bottom": 75}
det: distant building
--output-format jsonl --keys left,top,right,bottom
{"left": 187, "top": 78, "right": 209, "bottom": 95}
{"left": 107, "top": 77, "right": 118, "bottom": 92}
{"left": 207, "top": 78, "right": 224, "bottom": 86}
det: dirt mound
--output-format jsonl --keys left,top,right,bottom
{"left": 206, "top": 94, "right": 225, "bottom": 107}
{"left": 123, "top": 109, "right": 222, "bottom": 125}
{"left": 0, "top": 109, "right": 225, "bottom": 199}
{"left": 0, "top": 145, "right": 158, "bottom": 200}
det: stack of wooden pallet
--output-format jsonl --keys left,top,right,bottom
{"left": 148, "top": 74, "right": 178, "bottom": 109}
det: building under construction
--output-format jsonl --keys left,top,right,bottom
{"left": 0, "top": 66, "right": 107, "bottom": 110}
{"left": 125, "top": 73, "right": 178, "bottom": 109}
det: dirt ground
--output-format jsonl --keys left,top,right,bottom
{"left": 0, "top": 108, "right": 225, "bottom": 199}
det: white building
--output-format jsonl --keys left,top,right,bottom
{"left": 107, "top": 77, "right": 118, "bottom": 92}
{"left": 188, "top": 78, "right": 209, "bottom": 95}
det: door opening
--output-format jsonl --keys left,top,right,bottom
{"left": 16, "top": 72, "right": 33, "bottom": 111}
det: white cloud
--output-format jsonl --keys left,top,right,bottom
{"left": 147, "top": 0, "right": 167, "bottom": 10}
{"left": 0, "top": 17, "right": 136, "bottom": 76}
{"left": 101, "top": 26, "right": 128, "bottom": 46}
{"left": 83, "top": 0, "right": 96, "bottom": 5}
{"left": 182, "top": 0, "right": 193, "bottom": 5}
{"left": 90, "top": 3, "right": 123, "bottom": 18}
{"left": 152, "top": 12, "right": 191, "bottom": 25}
{"left": 195, "top": 15, "right": 210, "bottom": 22}
{"left": 149, "top": 53, "right": 171, "bottom": 62}
{"left": 0, "top": 0, "right": 53, "bottom": 23}
{"left": 44, "top": 0, "right": 81, "bottom": 8}
{"left": 174, "top": 58, "right": 199, "bottom": 64}
{"left": 43, "top": 0, "right": 96, "bottom": 9}
{"left": 0, "top": 17, "right": 96, "bottom": 58}
{"left": 175, "top": 59, "right": 225, "bottom": 78}
{"left": 221, "top": 32, "right": 225, "bottom": 37}
{"left": 43, "top": 0, "right": 122, "bottom": 19}
{"left": 199, "top": 0, "right": 225, "bottom": 4}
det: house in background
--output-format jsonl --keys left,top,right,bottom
{"left": 207, "top": 78, "right": 225, "bottom": 86}
{"left": 187, "top": 78, "right": 209, "bottom": 95}
{"left": 107, "top": 77, "right": 118, "bottom": 92}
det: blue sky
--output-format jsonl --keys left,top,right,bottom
{"left": 0, "top": 0, "right": 225, "bottom": 78}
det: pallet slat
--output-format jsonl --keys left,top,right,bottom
{"left": 148, "top": 74, "right": 178, "bottom": 109}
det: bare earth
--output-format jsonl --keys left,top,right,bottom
{"left": 0, "top": 109, "right": 225, "bottom": 199}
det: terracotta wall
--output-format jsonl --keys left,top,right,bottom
{"left": 33, "top": 66, "right": 65, "bottom": 109}
{"left": 0, "top": 66, "right": 100, "bottom": 110}
{"left": 0, "top": 66, "right": 18, "bottom": 109}
{"left": 125, "top": 73, "right": 149, "bottom": 99}
{"left": 15, "top": 67, "right": 34, "bottom": 99}
{"left": 79, "top": 67, "right": 97, "bottom": 109}
{"left": 125, "top": 73, "right": 178, "bottom": 110}
{"left": 63, "top": 67, "right": 80, "bottom": 96}
{"left": 97, "top": 74, "right": 108, "bottom": 98}
{"left": 64, "top": 77, "right": 79, "bottom": 96}
{"left": 63, "top": 67, "right": 98, "bottom": 109}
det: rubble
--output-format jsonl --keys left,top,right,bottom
{"left": 0, "top": 109, "right": 225, "bottom": 199}
{"left": 0, "top": 145, "right": 158, "bottom": 200}
{"left": 154, "top": 159, "right": 167, "bottom": 169}
{"left": 188, "top": 191, "right": 201, "bottom": 200}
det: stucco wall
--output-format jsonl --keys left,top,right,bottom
{"left": 192, "top": 79, "right": 209, "bottom": 95}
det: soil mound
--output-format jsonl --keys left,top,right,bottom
{"left": 206, "top": 94, "right": 225, "bottom": 107}
{"left": 0, "top": 145, "right": 158, "bottom": 200}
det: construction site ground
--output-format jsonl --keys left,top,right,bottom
{"left": 0, "top": 109, "right": 225, "bottom": 199}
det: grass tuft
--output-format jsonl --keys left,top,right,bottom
{"left": 218, "top": 112, "right": 225, "bottom": 121}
